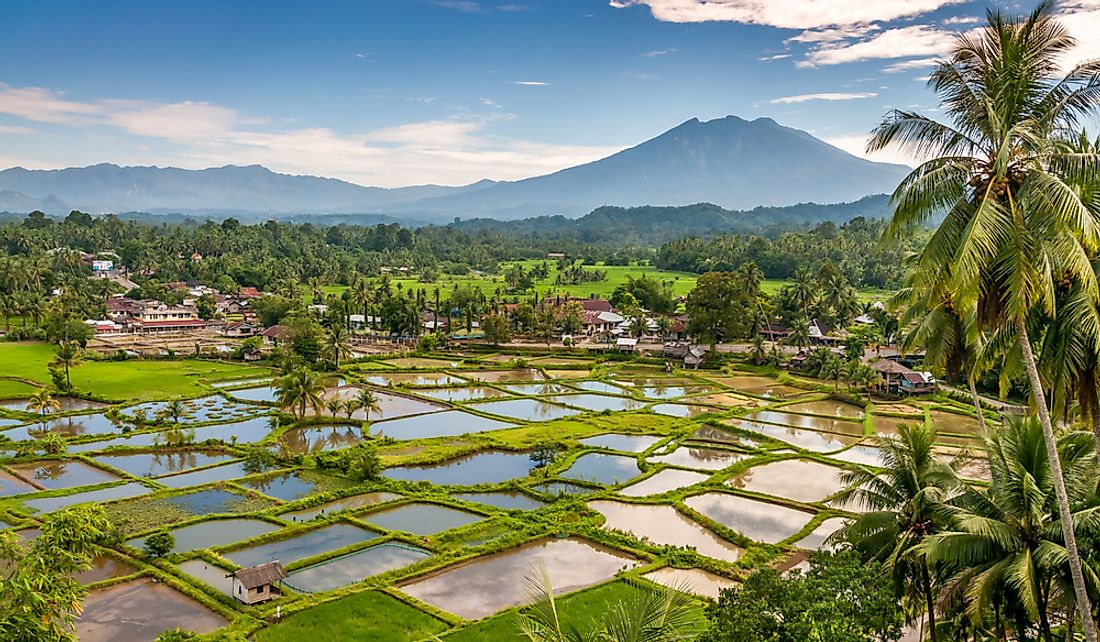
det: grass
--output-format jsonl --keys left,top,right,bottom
{"left": 0, "top": 378, "right": 40, "bottom": 399}
{"left": 443, "top": 580, "right": 706, "bottom": 640}
{"left": 0, "top": 342, "right": 272, "bottom": 401}
{"left": 254, "top": 591, "right": 448, "bottom": 642}
{"left": 322, "top": 260, "right": 890, "bottom": 303}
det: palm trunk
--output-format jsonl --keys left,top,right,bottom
{"left": 1092, "top": 411, "right": 1100, "bottom": 472}
{"left": 922, "top": 565, "right": 938, "bottom": 642}
{"left": 1017, "top": 318, "right": 1097, "bottom": 642}
{"left": 968, "top": 374, "right": 987, "bottom": 432}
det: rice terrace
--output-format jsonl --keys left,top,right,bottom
{"left": 1, "top": 342, "right": 990, "bottom": 640}
{"left": 4, "top": 0, "right": 1100, "bottom": 641}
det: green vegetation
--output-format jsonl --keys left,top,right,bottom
{"left": 0, "top": 343, "right": 271, "bottom": 401}
{"left": 254, "top": 591, "right": 447, "bottom": 642}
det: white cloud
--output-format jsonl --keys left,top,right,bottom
{"left": 642, "top": 48, "right": 677, "bottom": 57}
{"left": 513, "top": 80, "right": 551, "bottom": 86}
{"left": 883, "top": 57, "right": 940, "bottom": 72}
{"left": 0, "top": 83, "right": 620, "bottom": 187}
{"left": 1058, "top": 1, "right": 1100, "bottom": 71}
{"left": 800, "top": 25, "right": 956, "bottom": 67}
{"left": 769, "top": 92, "right": 877, "bottom": 104}
{"left": 758, "top": 53, "right": 791, "bottom": 61}
{"left": 825, "top": 133, "right": 920, "bottom": 167}
{"left": 608, "top": 0, "right": 967, "bottom": 29}
{"left": 0, "top": 124, "right": 34, "bottom": 135}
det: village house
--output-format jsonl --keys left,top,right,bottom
{"left": 871, "top": 359, "right": 936, "bottom": 396}
{"left": 131, "top": 302, "right": 206, "bottom": 333}
{"left": 230, "top": 562, "right": 286, "bottom": 605}
{"left": 261, "top": 324, "right": 294, "bottom": 345}
{"left": 222, "top": 320, "right": 258, "bottom": 338}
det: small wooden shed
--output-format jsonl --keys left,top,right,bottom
{"left": 230, "top": 562, "right": 287, "bottom": 605}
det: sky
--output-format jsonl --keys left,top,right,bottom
{"left": 1, "top": 0, "right": 1098, "bottom": 187}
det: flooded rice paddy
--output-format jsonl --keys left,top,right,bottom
{"left": 650, "top": 403, "right": 719, "bottom": 418}
{"left": 726, "top": 459, "right": 847, "bottom": 503}
{"left": 453, "top": 491, "right": 546, "bottom": 511}
{"left": 280, "top": 492, "right": 401, "bottom": 522}
{"left": 94, "top": 450, "right": 235, "bottom": 478}
{"left": 590, "top": 500, "right": 743, "bottom": 562}
{"left": 77, "top": 578, "right": 227, "bottom": 642}
{"left": 399, "top": 538, "right": 636, "bottom": 619}
{"left": 369, "top": 410, "right": 516, "bottom": 440}
{"left": 462, "top": 369, "right": 545, "bottom": 382}
{"left": 781, "top": 400, "right": 866, "bottom": 419}
{"left": 24, "top": 482, "right": 149, "bottom": 514}
{"left": 414, "top": 386, "right": 511, "bottom": 402}
{"left": 361, "top": 502, "right": 482, "bottom": 535}
{"left": 685, "top": 492, "right": 818, "bottom": 544}
{"left": 649, "top": 445, "right": 748, "bottom": 471}
{"left": 127, "top": 518, "right": 281, "bottom": 553}
{"left": 224, "top": 523, "right": 379, "bottom": 568}
{"left": 468, "top": 398, "right": 580, "bottom": 422}
{"left": 619, "top": 469, "right": 709, "bottom": 497}
{"left": 547, "top": 393, "right": 647, "bottom": 412}
{"left": 579, "top": 433, "right": 661, "bottom": 453}
{"left": 8, "top": 460, "right": 119, "bottom": 490}
{"left": 156, "top": 461, "right": 253, "bottom": 489}
{"left": 286, "top": 542, "right": 432, "bottom": 592}
{"left": 642, "top": 567, "right": 737, "bottom": 599}
{"left": 278, "top": 425, "right": 365, "bottom": 454}
{"left": 747, "top": 410, "right": 865, "bottom": 436}
{"left": 561, "top": 453, "right": 641, "bottom": 485}
{"left": 364, "top": 372, "right": 467, "bottom": 387}
{"left": 384, "top": 450, "right": 533, "bottom": 485}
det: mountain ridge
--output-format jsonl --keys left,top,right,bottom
{"left": 0, "top": 115, "right": 909, "bottom": 220}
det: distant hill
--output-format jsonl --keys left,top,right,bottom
{"left": 449, "top": 195, "right": 892, "bottom": 243}
{"left": 399, "top": 116, "right": 908, "bottom": 219}
{"left": 0, "top": 115, "right": 908, "bottom": 220}
{"left": 0, "top": 164, "right": 496, "bottom": 217}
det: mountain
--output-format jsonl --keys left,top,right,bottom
{"left": 0, "top": 164, "right": 497, "bottom": 217}
{"left": 0, "top": 115, "right": 909, "bottom": 220}
{"left": 396, "top": 116, "right": 909, "bottom": 219}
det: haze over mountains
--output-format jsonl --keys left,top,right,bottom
{"left": 0, "top": 116, "right": 909, "bottom": 222}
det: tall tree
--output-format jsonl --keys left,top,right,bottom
{"left": 871, "top": 4, "right": 1100, "bottom": 634}
{"left": 0, "top": 505, "right": 113, "bottom": 642}
{"left": 832, "top": 422, "right": 957, "bottom": 642}
{"left": 275, "top": 368, "right": 324, "bottom": 418}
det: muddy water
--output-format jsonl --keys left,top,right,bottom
{"left": 281, "top": 492, "right": 401, "bottom": 522}
{"left": 385, "top": 450, "right": 533, "bottom": 485}
{"left": 746, "top": 411, "right": 864, "bottom": 437}
{"left": 469, "top": 398, "right": 580, "bottom": 422}
{"left": 726, "top": 459, "right": 847, "bottom": 503}
{"left": 642, "top": 567, "right": 736, "bottom": 599}
{"left": 590, "top": 500, "right": 743, "bottom": 563}
{"left": 415, "top": 386, "right": 511, "bottom": 402}
{"left": 650, "top": 446, "right": 747, "bottom": 471}
{"left": 399, "top": 538, "right": 636, "bottom": 619}
{"left": 127, "top": 518, "right": 280, "bottom": 554}
{"left": 76, "top": 578, "right": 227, "bottom": 642}
{"left": 94, "top": 451, "right": 235, "bottom": 478}
{"left": 579, "top": 433, "right": 661, "bottom": 453}
{"left": 684, "top": 492, "right": 816, "bottom": 544}
{"left": 561, "top": 453, "right": 641, "bottom": 485}
{"left": 369, "top": 410, "right": 516, "bottom": 440}
{"left": 724, "top": 418, "right": 860, "bottom": 452}
{"left": 546, "top": 394, "right": 646, "bottom": 412}
{"left": 362, "top": 502, "right": 483, "bottom": 535}
{"left": 286, "top": 542, "right": 431, "bottom": 592}
{"left": 781, "top": 400, "right": 865, "bottom": 419}
{"left": 452, "top": 492, "right": 545, "bottom": 511}
{"left": 619, "top": 469, "right": 709, "bottom": 497}
{"left": 225, "top": 523, "right": 379, "bottom": 568}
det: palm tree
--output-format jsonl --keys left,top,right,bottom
{"left": 925, "top": 417, "right": 1100, "bottom": 641}
{"left": 750, "top": 334, "right": 766, "bottom": 365}
{"left": 790, "top": 268, "right": 818, "bottom": 320}
{"left": 820, "top": 356, "right": 844, "bottom": 389}
{"left": 832, "top": 422, "right": 958, "bottom": 642}
{"left": 655, "top": 316, "right": 674, "bottom": 341}
{"left": 518, "top": 570, "right": 699, "bottom": 642}
{"left": 27, "top": 387, "right": 61, "bottom": 418}
{"left": 275, "top": 368, "right": 324, "bottom": 419}
{"left": 892, "top": 260, "right": 987, "bottom": 431}
{"left": 785, "top": 318, "right": 811, "bottom": 352}
{"left": 342, "top": 398, "right": 360, "bottom": 419}
{"left": 164, "top": 399, "right": 188, "bottom": 424}
{"left": 355, "top": 388, "right": 382, "bottom": 421}
{"left": 870, "top": 4, "right": 1100, "bottom": 634}
{"left": 51, "top": 340, "right": 82, "bottom": 391}
{"left": 326, "top": 324, "right": 351, "bottom": 368}
{"left": 325, "top": 397, "right": 343, "bottom": 417}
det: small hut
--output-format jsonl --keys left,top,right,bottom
{"left": 230, "top": 562, "right": 287, "bottom": 605}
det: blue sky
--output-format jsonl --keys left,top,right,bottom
{"left": 0, "top": 0, "right": 1097, "bottom": 186}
